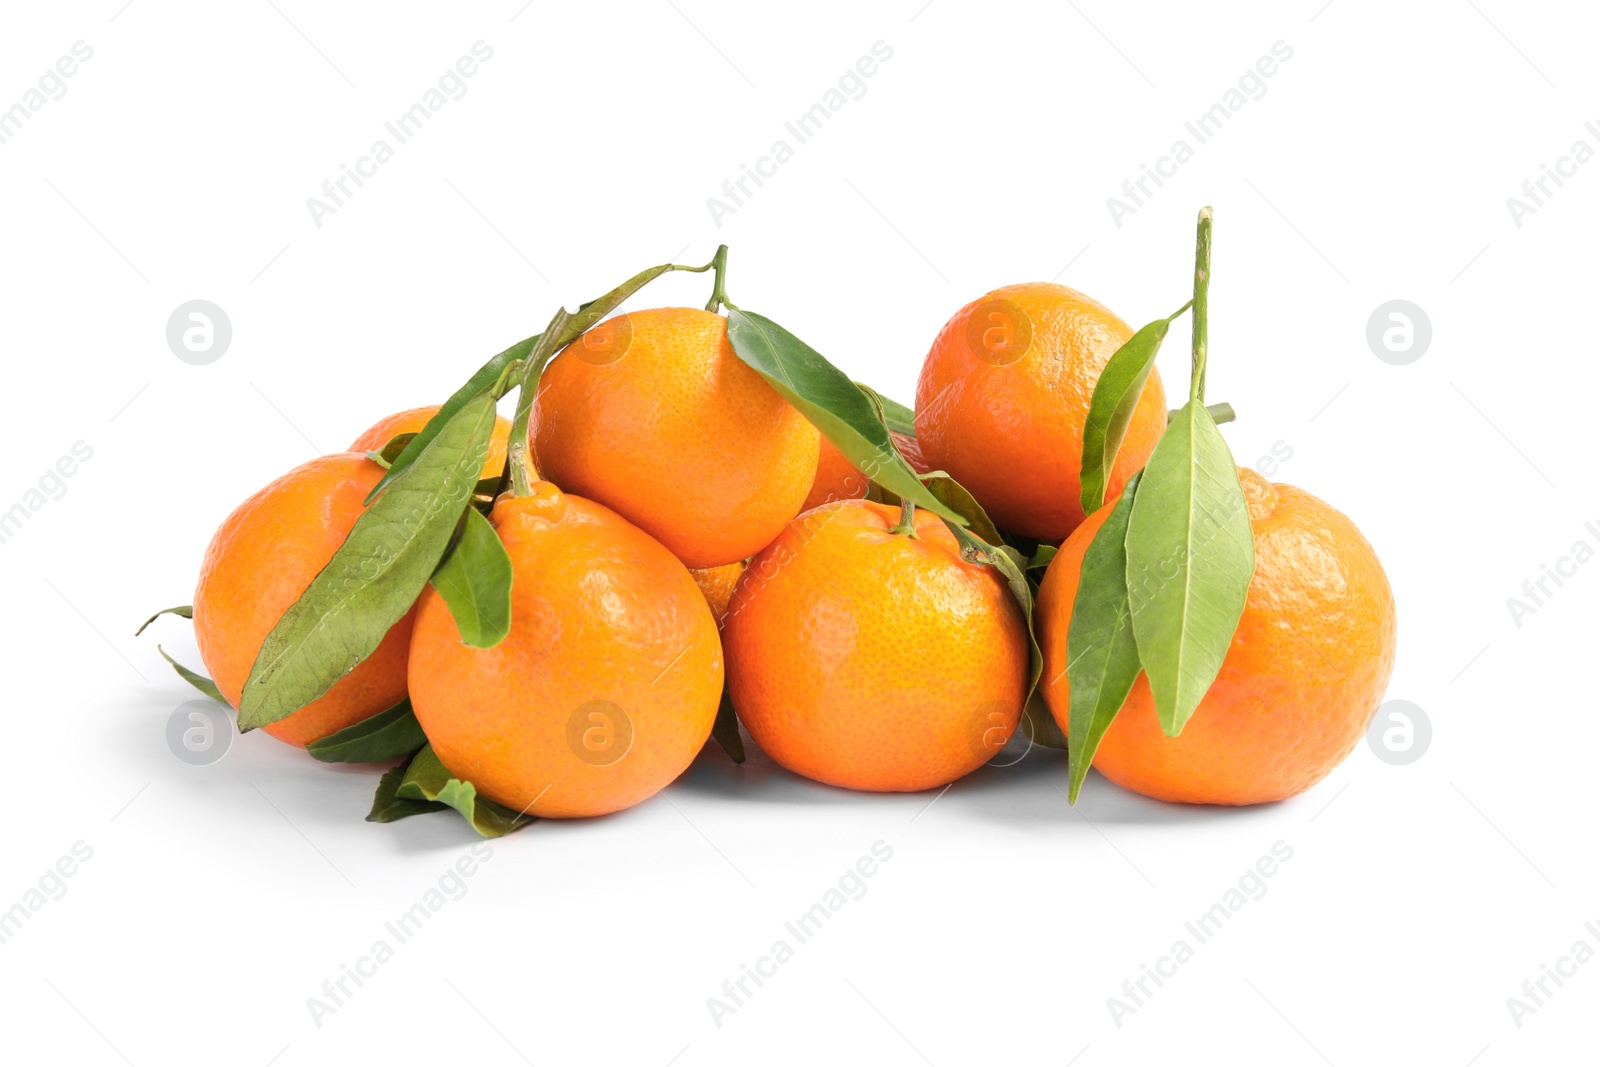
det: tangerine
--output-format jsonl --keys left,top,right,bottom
{"left": 532, "top": 307, "right": 819, "bottom": 568}
{"left": 723, "top": 499, "right": 1028, "bottom": 792}
{"left": 1037, "top": 468, "right": 1397, "bottom": 805}
{"left": 350, "top": 405, "right": 514, "bottom": 482}
{"left": 193, "top": 454, "right": 414, "bottom": 747}
{"left": 408, "top": 483, "right": 724, "bottom": 817}
{"left": 914, "top": 282, "right": 1166, "bottom": 539}
{"left": 689, "top": 561, "right": 747, "bottom": 627}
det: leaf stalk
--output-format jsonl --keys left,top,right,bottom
{"left": 508, "top": 308, "right": 573, "bottom": 497}
{"left": 1191, "top": 206, "right": 1212, "bottom": 404}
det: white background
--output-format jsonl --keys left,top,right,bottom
{"left": 0, "top": 1, "right": 1594, "bottom": 1063}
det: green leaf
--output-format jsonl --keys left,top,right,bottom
{"left": 857, "top": 383, "right": 916, "bottom": 437}
{"left": 999, "top": 553, "right": 1044, "bottom": 698}
{"left": 430, "top": 507, "right": 513, "bottom": 649}
{"left": 919, "top": 471, "right": 1003, "bottom": 545}
{"left": 367, "top": 761, "right": 448, "bottom": 823}
{"left": 365, "top": 338, "right": 535, "bottom": 503}
{"left": 1019, "top": 690, "right": 1069, "bottom": 750}
{"left": 307, "top": 700, "right": 427, "bottom": 763}
{"left": 1028, "top": 544, "right": 1058, "bottom": 571}
{"left": 935, "top": 513, "right": 1042, "bottom": 697}
{"left": 368, "top": 255, "right": 721, "bottom": 503}
{"left": 365, "top": 432, "right": 417, "bottom": 469}
{"left": 710, "top": 683, "right": 746, "bottom": 763}
{"left": 157, "top": 645, "right": 228, "bottom": 706}
{"left": 1124, "top": 400, "right": 1254, "bottom": 736}
{"left": 238, "top": 397, "right": 497, "bottom": 730}
{"left": 1065, "top": 473, "right": 1144, "bottom": 802}
{"left": 1078, "top": 304, "right": 1188, "bottom": 517}
{"left": 395, "top": 745, "right": 535, "bottom": 837}
{"left": 724, "top": 309, "right": 966, "bottom": 527}
{"left": 1170, "top": 402, "right": 1236, "bottom": 426}
{"left": 135, "top": 605, "right": 191, "bottom": 636}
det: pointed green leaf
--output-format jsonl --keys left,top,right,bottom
{"left": 919, "top": 471, "right": 1003, "bottom": 545}
{"left": 710, "top": 683, "right": 746, "bottom": 763}
{"left": 239, "top": 397, "right": 496, "bottom": 730}
{"left": 369, "top": 254, "right": 724, "bottom": 501}
{"left": 157, "top": 645, "right": 228, "bottom": 706}
{"left": 1079, "top": 305, "right": 1188, "bottom": 517}
{"left": 367, "top": 761, "right": 449, "bottom": 823}
{"left": 1124, "top": 401, "right": 1254, "bottom": 736}
{"left": 431, "top": 507, "right": 513, "bottom": 649}
{"left": 1170, "top": 402, "right": 1236, "bottom": 426}
{"left": 136, "top": 605, "right": 192, "bottom": 636}
{"left": 724, "top": 310, "right": 966, "bottom": 527}
{"left": 307, "top": 700, "right": 427, "bottom": 763}
{"left": 395, "top": 744, "right": 535, "bottom": 837}
{"left": 1028, "top": 544, "right": 1057, "bottom": 571}
{"left": 1065, "top": 473, "right": 1144, "bottom": 802}
{"left": 365, "top": 338, "right": 535, "bottom": 503}
{"left": 856, "top": 383, "right": 916, "bottom": 437}
{"left": 365, "top": 432, "right": 417, "bottom": 469}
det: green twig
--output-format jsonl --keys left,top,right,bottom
{"left": 1169, "top": 401, "right": 1235, "bottom": 425}
{"left": 503, "top": 248, "right": 728, "bottom": 496}
{"left": 1191, "top": 206, "right": 1212, "bottom": 404}
{"left": 887, "top": 496, "right": 918, "bottom": 537}
{"left": 704, "top": 244, "right": 730, "bottom": 313}
{"left": 508, "top": 308, "right": 572, "bottom": 497}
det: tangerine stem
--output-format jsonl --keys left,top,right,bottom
{"left": 1191, "top": 206, "right": 1212, "bottom": 405}
{"left": 888, "top": 496, "right": 918, "bottom": 538}
{"left": 508, "top": 307, "right": 573, "bottom": 497}
{"left": 704, "top": 244, "right": 730, "bottom": 313}
{"left": 1168, "top": 401, "right": 1235, "bottom": 425}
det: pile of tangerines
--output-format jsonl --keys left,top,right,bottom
{"left": 140, "top": 210, "right": 1396, "bottom": 836}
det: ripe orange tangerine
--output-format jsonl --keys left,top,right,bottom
{"left": 194, "top": 454, "right": 414, "bottom": 747}
{"left": 1036, "top": 468, "right": 1397, "bottom": 805}
{"left": 408, "top": 483, "right": 724, "bottom": 818}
